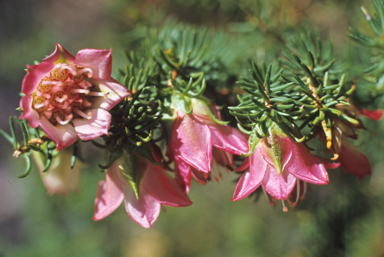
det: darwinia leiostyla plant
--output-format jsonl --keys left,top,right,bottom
{"left": 1, "top": 8, "right": 383, "bottom": 229}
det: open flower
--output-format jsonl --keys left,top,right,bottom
{"left": 93, "top": 157, "right": 192, "bottom": 228}
{"left": 20, "top": 44, "right": 130, "bottom": 150}
{"left": 32, "top": 146, "right": 81, "bottom": 196}
{"left": 232, "top": 124, "right": 329, "bottom": 202}
{"left": 167, "top": 98, "right": 248, "bottom": 190}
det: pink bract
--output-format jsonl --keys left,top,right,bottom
{"left": 232, "top": 133, "right": 329, "bottom": 201}
{"left": 32, "top": 146, "right": 81, "bottom": 196}
{"left": 19, "top": 44, "right": 130, "bottom": 150}
{"left": 93, "top": 158, "right": 192, "bottom": 228}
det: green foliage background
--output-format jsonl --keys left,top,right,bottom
{"left": 1, "top": 0, "right": 384, "bottom": 256}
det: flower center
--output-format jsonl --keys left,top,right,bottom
{"left": 32, "top": 63, "right": 105, "bottom": 126}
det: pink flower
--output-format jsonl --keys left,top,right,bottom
{"left": 167, "top": 99, "right": 248, "bottom": 191}
{"left": 19, "top": 44, "right": 130, "bottom": 150}
{"left": 319, "top": 103, "right": 379, "bottom": 179}
{"left": 93, "top": 157, "right": 192, "bottom": 228}
{"left": 232, "top": 126, "right": 329, "bottom": 201}
{"left": 32, "top": 146, "right": 81, "bottom": 196}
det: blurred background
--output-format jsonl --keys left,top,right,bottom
{"left": 1, "top": 0, "right": 384, "bottom": 256}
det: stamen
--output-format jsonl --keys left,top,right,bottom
{"left": 262, "top": 186, "right": 275, "bottom": 206}
{"left": 71, "top": 88, "right": 90, "bottom": 94}
{"left": 55, "top": 94, "right": 68, "bottom": 103}
{"left": 281, "top": 200, "right": 288, "bottom": 212}
{"left": 290, "top": 179, "right": 300, "bottom": 208}
{"left": 87, "top": 91, "right": 106, "bottom": 97}
{"left": 76, "top": 68, "right": 93, "bottom": 77}
{"left": 74, "top": 108, "right": 92, "bottom": 119}
{"left": 55, "top": 113, "right": 72, "bottom": 125}
{"left": 42, "top": 81, "right": 62, "bottom": 86}
{"left": 301, "top": 182, "right": 307, "bottom": 201}
{"left": 34, "top": 102, "right": 46, "bottom": 109}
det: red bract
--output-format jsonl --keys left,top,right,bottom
{"left": 19, "top": 44, "right": 130, "bottom": 150}
{"left": 232, "top": 128, "right": 329, "bottom": 201}
{"left": 93, "top": 158, "right": 192, "bottom": 228}
{"left": 168, "top": 99, "right": 248, "bottom": 191}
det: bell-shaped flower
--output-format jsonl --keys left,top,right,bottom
{"left": 93, "top": 156, "right": 192, "bottom": 228}
{"left": 167, "top": 97, "right": 248, "bottom": 190}
{"left": 319, "top": 103, "right": 381, "bottom": 179}
{"left": 232, "top": 124, "right": 329, "bottom": 202}
{"left": 19, "top": 44, "right": 130, "bottom": 150}
{"left": 32, "top": 146, "right": 81, "bottom": 196}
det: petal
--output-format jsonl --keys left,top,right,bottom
{"left": 359, "top": 109, "right": 383, "bottom": 120}
{"left": 19, "top": 96, "right": 40, "bottom": 128}
{"left": 93, "top": 162, "right": 126, "bottom": 221}
{"left": 72, "top": 109, "right": 111, "bottom": 141}
{"left": 125, "top": 188, "right": 161, "bottom": 228}
{"left": 39, "top": 116, "right": 79, "bottom": 151}
{"left": 209, "top": 124, "right": 249, "bottom": 155}
{"left": 89, "top": 78, "right": 130, "bottom": 111}
{"left": 282, "top": 137, "right": 329, "bottom": 184}
{"left": 43, "top": 43, "right": 75, "bottom": 64}
{"left": 231, "top": 148, "right": 267, "bottom": 201}
{"left": 169, "top": 113, "right": 212, "bottom": 172}
{"left": 338, "top": 137, "right": 371, "bottom": 179}
{"left": 174, "top": 156, "right": 192, "bottom": 193}
{"left": 21, "top": 62, "right": 54, "bottom": 95}
{"left": 75, "top": 48, "right": 112, "bottom": 79}
{"left": 142, "top": 164, "right": 192, "bottom": 207}
{"left": 262, "top": 166, "right": 296, "bottom": 200}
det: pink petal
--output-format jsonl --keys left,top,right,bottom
{"left": 208, "top": 124, "right": 249, "bottom": 155}
{"left": 282, "top": 137, "right": 329, "bottom": 184}
{"left": 232, "top": 147, "right": 267, "bottom": 201}
{"left": 19, "top": 96, "right": 40, "bottom": 128}
{"left": 262, "top": 166, "right": 297, "bottom": 200}
{"left": 169, "top": 113, "right": 212, "bottom": 172}
{"left": 93, "top": 162, "right": 126, "bottom": 221}
{"left": 338, "top": 137, "right": 371, "bottom": 179}
{"left": 43, "top": 43, "right": 75, "bottom": 64}
{"left": 89, "top": 78, "right": 130, "bottom": 111}
{"left": 39, "top": 116, "right": 79, "bottom": 151}
{"left": 72, "top": 109, "right": 111, "bottom": 141}
{"left": 125, "top": 188, "right": 161, "bottom": 228}
{"left": 142, "top": 164, "right": 192, "bottom": 207}
{"left": 174, "top": 156, "right": 192, "bottom": 192}
{"left": 75, "top": 48, "right": 112, "bottom": 79}
{"left": 21, "top": 62, "right": 54, "bottom": 95}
